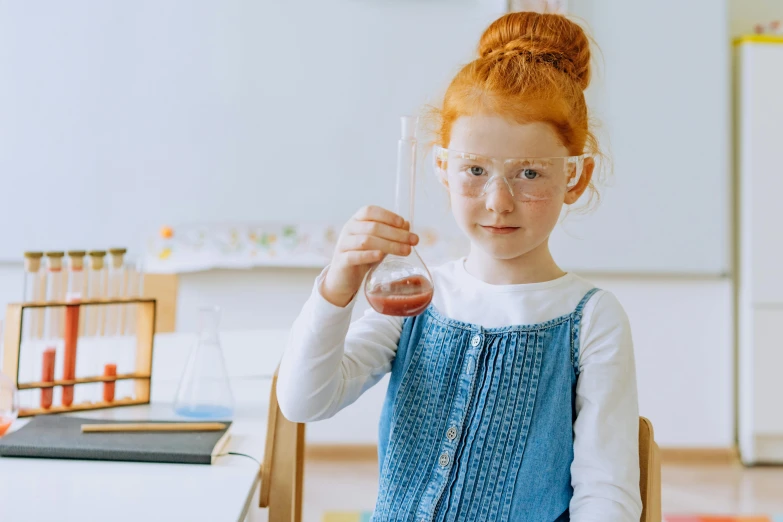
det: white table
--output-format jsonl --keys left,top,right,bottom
{"left": 0, "top": 330, "right": 285, "bottom": 522}
{"left": 0, "top": 397, "right": 273, "bottom": 522}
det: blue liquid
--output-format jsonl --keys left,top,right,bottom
{"left": 174, "top": 404, "right": 234, "bottom": 419}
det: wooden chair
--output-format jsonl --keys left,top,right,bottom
{"left": 259, "top": 372, "right": 306, "bottom": 522}
{"left": 257, "top": 378, "right": 661, "bottom": 522}
{"left": 639, "top": 416, "right": 662, "bottom": 522}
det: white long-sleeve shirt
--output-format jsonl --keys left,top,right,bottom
{"left": 278, "top": 258, "right": 642, "bottom": 521}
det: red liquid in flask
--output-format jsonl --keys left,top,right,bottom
{"left": 366, "top": 275, "right": 434, "bottom": 317}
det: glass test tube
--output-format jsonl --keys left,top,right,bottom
{"left": 21, "top": 252, "right": 45, "bottom": 410}
{"left": 66, "top": 251, "right": 87, "bottom": 302}
{"left": 103, "top": 363, "right": 116, "bottom": 403}
{"left": 105, "top": 248, "right": 127, "bottom": 337}
{"left": 67, "top": 251, "right": 88, "bottom": 338}
{"left": 62, "top": 251, "right": 86, "bottom": 407}
{"left": 40, "top": 348, "right": 55, "bottom": 409}
{"left": 118, "top": 256, "right": 142, "bottom": 401}
{"left": 22, "top": 252, "right": 45, "bottom": 340}
{"left": 123, "top": 258, "right": 144, "bottom": 336}
{"left": 43, "top": 252, "right": 66, "bottom": 408}
{"left": 85, "top": 251, "right": 106, "bottom": 337}
{"left": 84, "top": 251, "right": 106, "bottom": 403}
{"left": 44, "top": 252, "right": 66, "bottom": 338}
{"left": 44, "top": 252, "right": 66, "bottom": 362}
{"left": 106, "top": 249, "right": 128, "bottom": 401}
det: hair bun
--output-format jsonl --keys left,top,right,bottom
{"left": 478, "top": 12, "right": 591, "bottom": 90}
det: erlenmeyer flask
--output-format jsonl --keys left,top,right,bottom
{"left": 364, "top": 116, "right": 434, "bottom": 317}
{"left": 173, "top": 306, "right": 234, "bottom": 419}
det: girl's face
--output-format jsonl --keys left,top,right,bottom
{"left": 445, "top": 114, "right": 590, "bottom": 262}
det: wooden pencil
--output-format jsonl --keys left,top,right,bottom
{"left": 81, "top": 422, "right": 226, "bottom": 433}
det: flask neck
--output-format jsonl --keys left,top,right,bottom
{"left": 196, "top": 306, "right": 221, "bottom": 344}
{"left": 396, "top": 116, "right": 418, "bottom": 227}
{"left": 396, "top": 137, "right": 416, "bottom": 227}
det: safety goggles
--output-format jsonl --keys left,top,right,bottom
{"left": 433, "top": 146, "right": 589, "bottom": 202}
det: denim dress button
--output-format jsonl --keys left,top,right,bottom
{"left": 471, "top": 334, "right": 481, "bottom": 347}
{"left": 446, "top": 426, "right": 458, "bottom": 440}
{"left": 439, "top": 453, "right": 450, "bottom": 467}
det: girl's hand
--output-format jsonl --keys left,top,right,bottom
{"left": 321, "top": 205, "right": 419, "bottom": 307}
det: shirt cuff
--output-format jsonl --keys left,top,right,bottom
{"left": 306, "top": 265, "right": 359, "bottom": 326}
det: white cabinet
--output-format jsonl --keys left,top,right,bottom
{"left": 752, "top": 309, "right": 783, "bottom": 434}
{"left": 742, "top": 43, "right": 783, "bottom": 304}
{"left": 736, "top": 36, "right": 783, "bottom": 464}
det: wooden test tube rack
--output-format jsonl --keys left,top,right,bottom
{"left": 2, "top": 298, "right": 157, "bottom": 417}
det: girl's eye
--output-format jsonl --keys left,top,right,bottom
{"left": 469, "top": 166, "right": 485, "bottom": 176}
{"left": 521, "top": 168, "right": 539, "bottom": 180}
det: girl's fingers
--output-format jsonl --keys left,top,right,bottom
{"left": 341, "top": 234, "right": 412, "bottom": 257}
{"left": 346, "top": 220, "right": 418, "bottom": 246}
{"left": 353, "top": 205, "right": 405, "bottom": 228}
{"left": 340, "top": 250, "right": 384, "bottom": 266}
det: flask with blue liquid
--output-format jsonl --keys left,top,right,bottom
{"left": 173, "top": 306, "right": 234, "bottom": 419}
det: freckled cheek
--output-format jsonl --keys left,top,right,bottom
{"left": 449, "top": 196, "right": 479, "bottom": 221}
{"left": 516, "top": 200, "right": 562, "bottom": 226}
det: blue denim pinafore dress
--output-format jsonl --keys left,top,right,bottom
{"left": 373, "top": 288, "right": 600, "bottom": 521}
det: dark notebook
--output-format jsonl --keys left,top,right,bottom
{"left": 0, "top": 416, "right": 232, "bottom": 465}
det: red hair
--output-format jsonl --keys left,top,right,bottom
{"left": 434, "top": 12, "right": 600, "bottom": 176}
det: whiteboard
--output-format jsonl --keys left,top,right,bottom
{"left": 551, "top": 0, "right": 731, "bottom": 274}
{"left": 0, "top": 0, "right": 730, "bottom": 274}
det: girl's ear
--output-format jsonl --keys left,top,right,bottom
{"left": 564, "top": 156, "right": 594, "bottom": 205}
{"left": 436, "top": 163, "right": 449, "bottom": 188}
{"left": 433, "top": 146, "right": 450, "bottom": 188}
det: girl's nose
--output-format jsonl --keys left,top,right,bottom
{"left": 484, "top": 177, "right": 515, "bottom": 214}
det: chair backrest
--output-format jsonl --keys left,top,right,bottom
{"left": 259, "top": 371, "right": 306, "bottom": 522}
{"left": 639, "top": 416, "right": 662, "bottom": 522}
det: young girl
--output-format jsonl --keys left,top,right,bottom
{"left": 278, "top": 11, "right": 642, "bottom": 521}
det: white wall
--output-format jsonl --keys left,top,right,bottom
{"left": 594, "top": 277, "right": 734, "bottom": 448}
{"left": 730, "top": 0, "right": 783, "bottom": 36}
